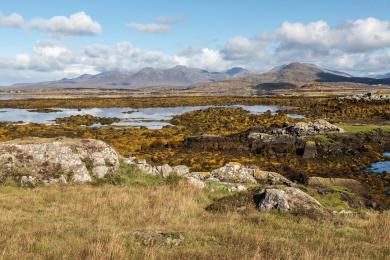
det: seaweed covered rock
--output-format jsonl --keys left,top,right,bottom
{"left": 0, "top": 138, "right": 119, "bottom": 185}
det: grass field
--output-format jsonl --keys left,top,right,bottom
{"left": 337, "top": 124, "right": 390, "bottom": 133}
{"left": 0, "top": 170, "right": 389, "bottom": 259}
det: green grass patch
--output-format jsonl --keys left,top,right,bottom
{"left": 306, "top": 187, "right": 350, "bottom": 211}
{"left": 338, "top": 124, "right": 390, "bottom": 133}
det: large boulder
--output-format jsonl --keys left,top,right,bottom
{"left": 211, "top": 162, "right": 257, "bottom": 184}
{"left": 207, "top": 185, "right": 329, "bottom": 218}
{"left": 0, "top": 138, "right": 120, "bottom": 185}
{"left": 285, "top": 120, "right": 344, "bottom": 136}
{"left": 211, "top": 162, "right": 293, "bottom": 185}
{"left": 255, "top": 186, "right": 326, "bottom": 215}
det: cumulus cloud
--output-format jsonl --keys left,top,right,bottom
{"left": 127, "top": 16, "right": 184, "bottom": 33}
{"left": 0, "top": 12, "right": 24, "bottom": 28}
{"left": 276, "top": 17, "right": 390, "bottom": 53}
{"left": 28, "top": 12, "right": 101, "bottom": 36}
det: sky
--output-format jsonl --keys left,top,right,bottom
{"left": 1, "top": 0, "right": 390, "bottom": 85}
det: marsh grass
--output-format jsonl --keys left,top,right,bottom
{"left": 0, "top": 172, "right": 388, "bottom": 259}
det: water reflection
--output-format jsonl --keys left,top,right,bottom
{"left": 0, "top": 105, "right": 303, "bottom": 129}
{"left": 366, "top": 152, "right": 390, "bottom": 174}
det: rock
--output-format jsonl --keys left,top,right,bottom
{"left": 256, "top": 188, "right": 290, "bottom": 211}
{"left": 385, "top": 188, "right": 390, "bottom": 196}
{"left": 43, "top": 175, "right": 68, "bottom": 186}
{"left": 206, "top": 177, "right": 220, "bottom": 182}
{"left": 0, "top": 138, "right": 120, "bottom": 185}
{"left": 211, "top": 162, "right": 257, "bottom": 184}
{"left": 334, "top": 210, "right": 354, "bottom": 215}
{"left": 255, "top": 186, "right": 328, "bottom": 216}
{"left": 285, "top": 120, "right": 343, "bottom": 136}
{"left": 172, "top": 165, "right": 190, "bottom": 176}
{"left": 189, "top": 171, "right": 211, "bottom": 180}
{"left": 123, "top": 156, "right": 137, "bottom": 165}
{"left": 252, "top": 168, "right": 294, "bottom": 186}
{"left": 228, "top": 184, "right": 247, "bottom": 193}
{"left": 206, "top": 185, "right": 328, "bottom": 217}
{"left": 247, "top": 132, "right": 275, "bottom": 142}
{"left": 136, "top": 161, "right": 159, "bottom": 175}
{"left": 20, "top": 176, "right": 38, "bottom": 187}
{"left": 156, "top": 164, "right": 173, "bottom": 177}
{"left": 338, "top": 93, "right": 390, "bottom": 103}
{"left": 237, "top": 185, "right": 247, "bottom": 192}
{"left": 92, "top": 165, "right": 109, "bottom": 179}
{"left": 307, "top": 177, "right": 368, "bottom": 196}
{"left": 132, "top": 231, "right": 184, "bottom": 247}
{"left": 186, "top": 176, "right": 206, "bottom": 189}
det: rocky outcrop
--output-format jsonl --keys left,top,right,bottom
{"left": 338, "top": 93, "right": 390, "bottom": 103}
{"left": 206, "top": 185, "right": 329, "bottom": 218}
{"left": 211, "top": 162, "right": 257, "bottom": 184}
{"left": 210, "top": 162, "right": 294, "bottom": 186}
{"left": 249, "top": 120, "right": 344, "bottom": 138}
{"left": 255, "top": 186, "right": 327, "bottom": 215}
{"left": 125, "top": 158, "right": 294, "bottom": 191}
{"left": 0, "top": 138, "right": 119, "bottom": 186}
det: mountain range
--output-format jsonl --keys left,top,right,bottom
{"left": 9, "top": 65, "right": 251, "bottom": 90}
{"left": 6, "top": 63, "right": 390, "bottom": 91}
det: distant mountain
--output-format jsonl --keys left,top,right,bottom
{"left": 375, "top": 72, "right": 390, "bottom": 79}
{"left": 7, "top": 65, "right": 252, "bottom": 90}
{"left": 193, "top": 62, "right": 390, "bottom": 93}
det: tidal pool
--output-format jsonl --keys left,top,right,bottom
{"left": 366, "top": 152, "right": 390, "bottom": 174}
{"left": 0, "top": 105, "right": 302, "bottom": 129}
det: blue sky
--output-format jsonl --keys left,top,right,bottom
{"left": 1, "top": 0, "right": 390, "bottom": 84}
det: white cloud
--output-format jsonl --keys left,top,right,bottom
{"left": 127, "top": 16, "right": 184, "bottom": 33}
{"left": 221, "top": 36, "right": 268, "bottom": 61}
{"left": 29, "top": 11, "right": 101, "bottom": 36}
{"left": 277, "top": 17, "right": 390, "bottom": 53}
{"left": 0, "top": 12, "right": 24, "bottom": 28}
{"left": 33, "top": 42, "right": 68, "bottom": 58}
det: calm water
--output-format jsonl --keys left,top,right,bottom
{"left": 366, "top": 152, "right": 390, "bottom": 174}
{"left": 0, "top": 105, "right": 301, "bottom": 129}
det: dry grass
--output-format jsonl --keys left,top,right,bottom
{"left": 0, "top": 180, "right": 389, "bottom": 259}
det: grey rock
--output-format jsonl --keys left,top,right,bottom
{"left": 188, "top": 172, "right": 211, "bottom": 180}
{"left": 285, "top": 119, "right": 344, "bottom": 136}
{"left": 0, "top": 139, "right": 119, "bottom": 184}
{"left": 123, "top": 156, "right": 137, "bottom": 165}
{"left": 92, "top": 165, "right": 109, "bottom": 179}
{"left": 186, "top": 176, "right": 206, "bottom": 189}
{"left": 256, "top": 186, "right": 327, "bottom": 215}
{"left": 252, "top": 167, "right": 294, "bottom": 186}
{"left": 156, "top": 164, "right": 173, "bottom": 177}
{"left": 172, "top": 165, "right": 190, "bottom": 176}
{"left": 20, "top": 176, "right": 38, "bottom": 187}
{"left": 211, "top": 162, "right": 257, "bottom": 184}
